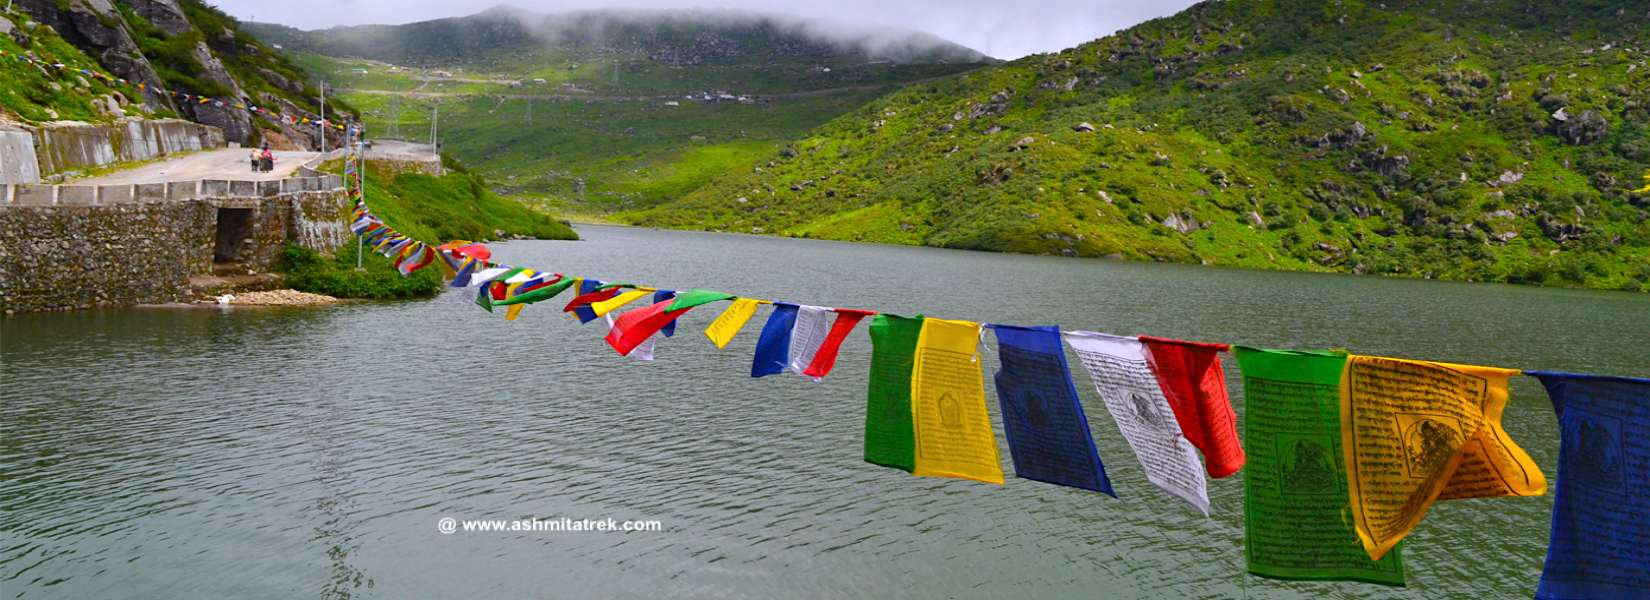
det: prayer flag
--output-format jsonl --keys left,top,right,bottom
{"left": 590, "top": 288, "right": 652, "bottom": 317}
{"left": 911, "top": 318, "right": 1004, "bottom": 485}
{"left": 1526, "top": 371, "right": 1650, "bottom": 600}
{"left": 653, "top": 290, "right": 678, "bottom": 337}
{"left": 492, "top": 276, "right": 575, "bottom": 307}
{"left": 1340, "top": 356, "right": 1545, "bottom": 561}
{"left": 802, "top": 309, "right": 874, "bottom": 379}
{"left": 990, "top": 324, "right": 1114, "bottom": 495}
{"left": 604, "top": 314, "right": 654, "bottom": 361}
{"left": 667, "top": 289, "right": 735, "bottom": 312}
{"left": 864, "top": 314, "right": 922, "bottom": 472}
{"left": 1232, "top": 347, "right": 1405, "bottom": 585}
{"left": 1140, "top": 336, "right": 1245, "bottom": 478}
{"left": 1065, "top": 331, "right": 1210, "bottom": 514}
{"left": 751, "top": 303, "right": 799, "bottom": 377}
{"left": 565, "top": 280, "right": 618, "bottom": 323}
{"left": 706, "top": 298, "right": 761, "bottom": 350}
{"left": 605, "top": 299, "right": 695, "bottom": 356}
{"left": 787, "top": 305, "right": 833, "bottom": 378}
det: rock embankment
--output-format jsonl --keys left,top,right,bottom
{"left": 219, "top": 289, "right": 338, "bottom": 306}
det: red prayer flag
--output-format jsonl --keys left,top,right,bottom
{"left": 604, "top": 299, "right": 694, "bottom": 356}
{"left": 563, "top": 287, "right": 623, "bottom": 313}
{"left": 802, "top": 309, "right": 876, "bottom": 378}
{"left": 1139, "top": 336, "right": 1245, "bottom": 478}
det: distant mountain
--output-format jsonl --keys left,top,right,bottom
{"left": 629, "top": 0, "right": 1650, "bottom": 291}
{"left": 245, "top": 7, "right": 988, "bottom": 70}
{"left": 263, "top": 7, "right": 993, "bottom": 212}
{"left": 5, "top": 0, "right": 350, "bottom": 148}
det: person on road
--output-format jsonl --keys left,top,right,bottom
{"left": 250, "top": 149, "right": 260, "bottom": 172}
{"left": 260, "top": 146, "right": 274, "bottom": 173}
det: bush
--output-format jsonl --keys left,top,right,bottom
{"left": 276, "top": 245, "right": 443, "bottom": 300}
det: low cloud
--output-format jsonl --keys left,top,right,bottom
{"left": 219, "top": 0, "right": 1201, "bottom": 60}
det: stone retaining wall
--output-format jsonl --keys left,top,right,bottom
{"left": 0, "top": 175, "right": 348, "bottom": 313}
{"left": 0, "top": 118, "right": 226, "bottom": 184}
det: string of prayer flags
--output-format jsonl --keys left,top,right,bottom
{"left": 653, "top": 291, "right": 678, "bottom": 337}
{"left": 1525, "top": 371, "right": 1650, "bottom": 600}
{"left": 752, "top": 303, "right": 799, "bottom": 377}
{"left": 787, "top": 305, "right": 834, "bottom": 378}
{"left": 1064, "top": 331, "right": 1210, "bottom": 514}
{"left": 989, "top": 324, "right": 1114, "bottom": 495}
{"left": 910, "top": 318, "right": 1004, "bottom": 485}
{"left": 492, "top": 275, "right": 575, "bottom": 307}
{"left": 1231, "top": 348, "right": 1405, "bottom": 585}
{"left": 864, "top": 314, "right": 922, "bottom": 472}
{"left": 801, "top": 309, "right": 875, "bottom": 379}
{"left": 705, "top": 298, "right": 762, "bottom": 349}
{"left": 1340, "top": 356, "right": 1545, "bottom": 561}
{"left": 605, "top": 298, "right": 696, "bottom": 357}
{"left": 1139, "top": 336, "right": 1246, "bottom": 478}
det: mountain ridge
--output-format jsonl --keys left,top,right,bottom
{"left": 627, "top": 0, "right": 1650, "bottom": 291}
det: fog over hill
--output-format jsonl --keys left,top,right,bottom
{"left": 246, "top": 6, "right": 989, "bottom": 67}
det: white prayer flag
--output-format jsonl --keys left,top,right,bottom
{"left": 1064, "top": 331, "right": 1210, "bottom": 515}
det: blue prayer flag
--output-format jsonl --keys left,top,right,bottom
{"left": 1527, "top": 370, "right": 1650, "bottom": 600}
{"left": 573, "top": 279, "right": 604, "bottom": 324}
{"left": 989, "top": 324, "right": 1115, "bottom": 495}
{"left": 751, "top": 303, "right": 798, "bottom": 378}
{"left": 654, "top": 290, "right": 678, "bottom": 337}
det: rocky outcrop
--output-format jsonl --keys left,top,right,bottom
{"left": 122, "top": 0, "right": 192, "bottom": 36}
{"left": 15, "top": 0, "right": 173, "bottom": 113}
{"left": 176, "top": 41, "right": 254, "bottom": 143}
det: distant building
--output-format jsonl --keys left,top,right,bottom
{"left": 665, "top": 101, "right": 680, "bottom": 106}
{"left": 432, "top": 70, "right": 453, "bottom": 78}
{"left": 350, "top": 68, "right": 369, "bottom": 76}
{"left": 531, "top": 78, "right": 547, "bottom": 84}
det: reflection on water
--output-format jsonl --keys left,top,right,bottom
{"left": 3, "top": 225, "right": 1647, "bottom": 598}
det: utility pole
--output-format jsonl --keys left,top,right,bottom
{"left": 319, "top": 79, "right": 327, "bottom": 154}
{"left": 430, "top": 104, "right": 441, "bottom": 175}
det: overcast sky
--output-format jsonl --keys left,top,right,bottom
{"left": 215, "top": 0, "right": 1201, "bottom": 60}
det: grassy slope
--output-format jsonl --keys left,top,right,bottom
{"left": 293, "top": 51, "right": 953, "bottom": 215}
{"left": 627, "top": 0, "right": 1650, "bottom": 291}
{"left": 0, "top": 12, "right": 157, "bottom": 122}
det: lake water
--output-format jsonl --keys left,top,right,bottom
{"left": 3, "top": 225, "right": 1647, "bottom": 599}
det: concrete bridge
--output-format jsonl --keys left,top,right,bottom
{"left": 0, "top": 150, "right": 353, "bottom": 313}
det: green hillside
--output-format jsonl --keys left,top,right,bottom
{"left": 253, "top": 8, "right": 991, "bottom": 214}
{"left": 628, "top": 0, "right": 1650, "bottom": 291}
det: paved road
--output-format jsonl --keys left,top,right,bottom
{"left": 364, "top": 139, "right": 437, "bottom": 161}
{"left": 75, "top": 149, "right": 318, "bottom": 185}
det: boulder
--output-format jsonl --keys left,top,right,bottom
{"left": 1553, "top": 108, "right": 1608, "bottom": 145}
{"left": 1073, "top": 122, "right": 1096, "bottom": 132}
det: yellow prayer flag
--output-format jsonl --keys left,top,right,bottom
{"left": 1340, "top": 355, "right": 1545, "bottom": 561}
{"left": 504, "top": 303, "right": 526, "bottom": 321}
{"left": 910, "top": 318, "right": 1004, "bottom": 485}
{"left": 704, "top": 298, "right": 761, "bottom": 349}
{"left": 591, "top": 289, "right": 651, "bottom": 317}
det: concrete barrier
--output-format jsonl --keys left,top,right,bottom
{"left": 166, "top": 181, "right": 199, "bottom": 201}
{"left": 101, "top": 185, "right": 135, "bottom": 205}
{"left": 258, "top": 181, "right": 281, "bottom": 197}
{"left": 231, "top": 180, "right": 257, "bottom": 197}
{"left": 58, "top": 186, "right": 97, "bottom": 206}
{"left": 201, "top": 180, "right": 229, "bottom": 198}
{"left": 14, "top": 185, "right": 56, "bottom": 206}
{"left": 135, "top": 183, "right": 166, "bottom": 203}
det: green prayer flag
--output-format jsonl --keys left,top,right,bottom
{"left": 864, "top": 314, "right": 923, "bottom": 472}
{"left": 476, "top": 286, "right": 494, "bottom": 313}
{"left": 666, "top": 288, "right": 736, "bottom": 312}
{"left": 493, "top": 278, "right": 577, "bottom": 307}
{"left": 1232, "top": 347, "right": 1405, "bottom": 586}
